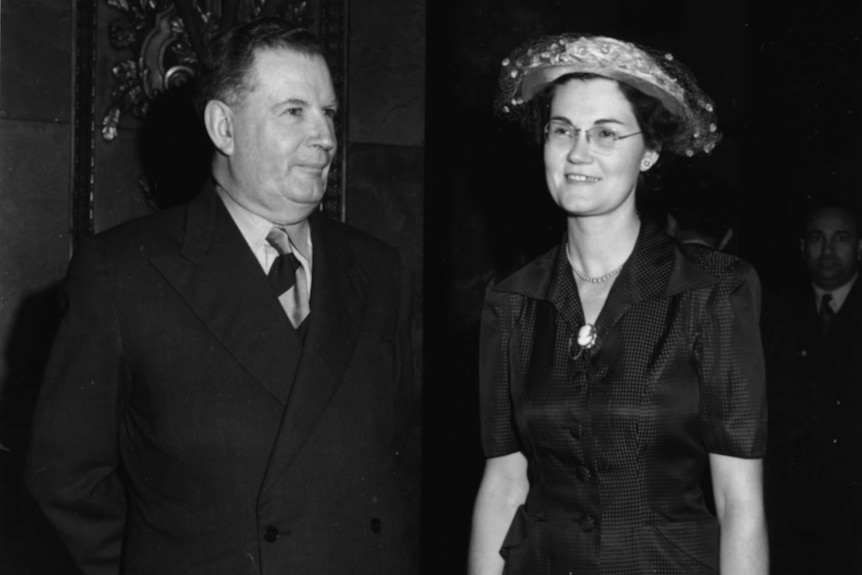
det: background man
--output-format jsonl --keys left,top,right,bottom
{"left": 26, "top": 18, "right": 417, "bottom": 575}
{"left": 762, "top": 199, "right": 862, "bottom": 573}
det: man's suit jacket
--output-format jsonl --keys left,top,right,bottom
{"left": 762, "top": 277, "right": 862, "bottom": 530}
{"left": 26, "top": 184, "right": 418, "bottom": 575}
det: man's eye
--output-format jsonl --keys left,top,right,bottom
{"left": 324, "top": 108, "right": 337, "bottom": 118}
{"left": 285, "top": 108, "right": 303, "bottom": 116}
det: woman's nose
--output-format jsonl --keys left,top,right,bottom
{"left": 566, "top": 131, "right": 592, "bottom": 162}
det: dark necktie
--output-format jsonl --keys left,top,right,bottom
{"left": 267, "top": 242, "right": 300, "bottom": 296}
{"left": 820, "top": 292, "right": 835, "bottom": 336}
{"left": 266, "top": 227, "right": 310, "bottom": 328}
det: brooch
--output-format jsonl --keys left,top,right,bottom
{"left": 571, "top": 324, "right": 598, "bottom": 360}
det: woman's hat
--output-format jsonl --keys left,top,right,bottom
{"left": 497, "top": 34, "right": 720, "bottom": 156}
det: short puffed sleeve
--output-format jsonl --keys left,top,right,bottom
{"left": 478, "top": 286, "right": 522, "bottom": 458}
{"left": 694, "top": 258, "right": 768, "bottom": 458}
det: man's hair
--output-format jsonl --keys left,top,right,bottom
{"left": 194, "top": 17, "right": 323, "bottom": 116}
{"left": 799, "top": 197, "right": 860, "bottom": 238}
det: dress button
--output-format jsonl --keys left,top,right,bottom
{"left": 580, "top": 514, "right": 595, "bottom": 532}
{"left": 264, "top": 526, "right": 279, "bottom": 542}
{"left": 371, "top": 518, "right": 382, "bottom": 533}
{"left": 570, "top": 424, "right": 582, "bottom": 438}
{"left": 576, "top": 466, "right": 591, "bottom": 482}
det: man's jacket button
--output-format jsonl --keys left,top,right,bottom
{"left": 264, "top": 526, "right": 279, "bottom": 542}
{"left": 370, "top": 518, "right": 382, "bottom": 533}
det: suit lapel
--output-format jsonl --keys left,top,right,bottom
{"left": 150, "top": 185, "right": 302, "bottom": 405}
{"left": 259, "top": 214, "right": 365, "bottom": 495}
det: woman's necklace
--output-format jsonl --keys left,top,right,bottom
{"left": 565, "top": 243, "right": 625, "bottom": 284}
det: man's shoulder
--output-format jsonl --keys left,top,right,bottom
{"left": 81, "top": 203, "right": 185, "bottom": 257}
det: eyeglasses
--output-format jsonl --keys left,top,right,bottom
{"left": 544, "top": 120, "right": 642, "bottom": 154}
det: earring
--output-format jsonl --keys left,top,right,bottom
{"left": 641, "top": 159, "right": 652, "bottom": 169}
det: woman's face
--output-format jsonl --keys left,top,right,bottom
{"left": 543, "top": 77, "right": 657, "bottom": 219}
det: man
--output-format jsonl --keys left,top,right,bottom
{"left": 762, "top": 200, "right": 862, "bottom": 573}
{"left": 26, "top": 18, "right": 417, "bottom": 575}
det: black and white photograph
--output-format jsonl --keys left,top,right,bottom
{"left": 1, "top": 0, "right": 861, "bottom": 573}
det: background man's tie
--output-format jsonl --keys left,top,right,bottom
{"left": 266, "top": 227, "right": 310, "bottom": 328}
{"left": 820, "top": 292, "right": 835, "bottom": 337}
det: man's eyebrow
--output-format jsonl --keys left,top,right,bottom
{"left": 279, "top": 98, "right": 309, "bottom": 107}
{"left": 275, "top": 98, "right": 340, "bottom": 110}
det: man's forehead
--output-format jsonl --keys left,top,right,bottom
{"left": 806, "top": 207, "right": 858, "bottom": 235}
{"left": 248, "top": 48, "right": 334, "bottom": 99}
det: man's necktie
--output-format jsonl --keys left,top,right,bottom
{"left": 820, "top": 292, "right": 835, "bottom": 337}
{"left": 266, "top": 227, "right": 310, "bottom": 328}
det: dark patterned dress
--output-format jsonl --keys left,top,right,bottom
{"left": 479, "top": 220, "right": 766, "bottom": 574}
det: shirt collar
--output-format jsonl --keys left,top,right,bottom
{"left": 813, "top": 272, "right": 857, "bottom": 312}
{"left": 214, "top": 184, "right": 313, "bottom": 292}
{"left": 215, "top": 184, "right": 275, "bottom": 253}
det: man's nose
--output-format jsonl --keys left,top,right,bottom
{"left": 310, "top": 113, "right": 336, "bottom": 152}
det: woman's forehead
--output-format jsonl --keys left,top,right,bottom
{"left": 549, "top": 78, "right": 635, "bottom": 120}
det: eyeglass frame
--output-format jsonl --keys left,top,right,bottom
{"left": 543, "top": 119, "right": 643, "bottom": 154}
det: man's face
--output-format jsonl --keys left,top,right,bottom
{"left": 226, "top": 48, "right": 337, "bottom": 224}
{"left": 801, "top": 206, "right": 862, "bottom": 290}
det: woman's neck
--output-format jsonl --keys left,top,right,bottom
{"left": 566, "top": 207, "right": 641, "bottom": 278}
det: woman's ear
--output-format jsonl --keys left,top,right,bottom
{"left": 203, "top": 100, "right": 235, "bottom": 156}
{"left": 640, "top": 149, "right": 660, "bottom": 172}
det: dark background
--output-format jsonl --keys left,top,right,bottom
{"left": 424, "top": 1, "right": 862, "bottom": 572}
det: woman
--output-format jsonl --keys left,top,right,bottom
{"left": 468, "top": 35, "right": 767, "bottom": 574}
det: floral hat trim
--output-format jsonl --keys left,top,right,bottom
{"left": 497, "top": 34, "right": 721, "bottom": 157}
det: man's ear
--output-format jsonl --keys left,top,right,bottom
{"left": 203, "top": 100, "right": 235, "bottom": 156}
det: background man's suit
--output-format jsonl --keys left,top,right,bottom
{"left": 26, "top": 183, "right": 417, "bottom": 574}
{"left": 762, "top": 279, "right": 862, "bottom": 572}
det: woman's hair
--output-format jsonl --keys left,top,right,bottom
{"left": 523, "top": 72, "right": 684, "bottom": 155}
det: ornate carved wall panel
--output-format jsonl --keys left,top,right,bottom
{"left": 72, "top": 0, "right": 348, "bottom": 243}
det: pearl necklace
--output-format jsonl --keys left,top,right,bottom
{"left": 565, "top": 243, "right": 625, "bottom": 284}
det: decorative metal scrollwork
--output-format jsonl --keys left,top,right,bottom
{"left": 102, "top": 0, "right": 312, "bottom": 141}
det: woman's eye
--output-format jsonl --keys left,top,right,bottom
{"left": 595, "top": 128, "right": 617, "bottom": 140}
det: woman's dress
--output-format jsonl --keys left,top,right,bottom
{"left": 479, "top": 219, "right": 766, "bottom": 574}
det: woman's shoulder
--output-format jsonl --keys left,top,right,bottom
{"left": 677, "top": 243, "right": 760, "bottom": 288}
{"left": 488, "top": 243, "right": 561, "bottom": 297}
